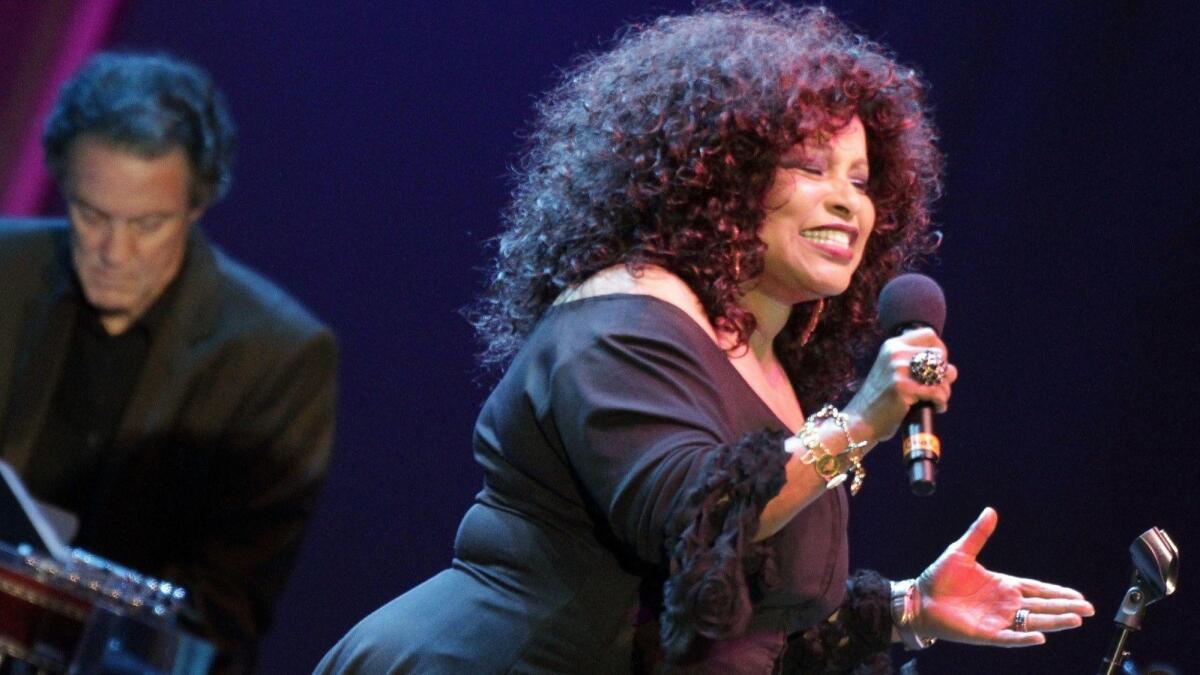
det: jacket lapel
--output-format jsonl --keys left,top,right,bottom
{"left": 2, "top": 231, "right": 77, "bottom": 474}
{"left": 112, "top": 227, "right": 221, "bottom": 452}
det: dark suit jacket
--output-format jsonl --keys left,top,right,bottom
{"left": 0, "top": 218, "right": 337, "bottom": 673}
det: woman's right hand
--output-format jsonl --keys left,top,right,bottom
{"left": 761, "top": 328, "right": 958, "bottom": 538}
{"left": 842, "top": 327, "right": 957, "bottom": 442}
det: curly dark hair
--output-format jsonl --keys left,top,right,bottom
{"left": 43, "top": 51, "right": 236, "bottom": 207}
{"left": 472, "top": 4, "right": 942, "bottom": 408}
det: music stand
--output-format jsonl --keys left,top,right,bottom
{"left": 0, "top": 459, "right": 72, "bottom": 561}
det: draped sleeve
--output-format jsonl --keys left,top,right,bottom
{"left": 541, "top": 303, "right": 792, "bottom": 660}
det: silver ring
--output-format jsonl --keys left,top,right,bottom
{"left": 1013, "top": 608, "right": 1030, "bottom": 632}
{"left": 909, "top": 349, "right": 947, "bottom": 385}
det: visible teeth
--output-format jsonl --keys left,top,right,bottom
{"left": 801, "top": 229, "right": 851, "bottom": 247}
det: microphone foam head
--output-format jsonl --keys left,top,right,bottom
{"left": 878, "top": 273, "right": 946, "bottom": 335}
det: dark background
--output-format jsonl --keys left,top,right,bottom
{"left": 18, "top": 2, "right": 1200, "bottom": 672}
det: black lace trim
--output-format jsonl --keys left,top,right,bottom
{"left": 779, "top": 569, "right": 895, "bottom": 674}
{"left": 659, "top": 428, "right": 790, "bottom": 662}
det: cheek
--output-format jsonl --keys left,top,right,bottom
{"left": 143, "top": 246, "right": 172, "bottom": 277}
{"left": 72, "top": 240, "right": 104, "bottom": 271}
{"left": 763, "top": 171, "right": 798, "bottom": 210}
{"left": 857, "top": 201, "right": 877, "bottom": 244}
{"left": 758, "top": 212, "right": 791, "bottom": 255}
{"left": 71, "top": 226, "right": 101, "bottom": 253}
{"left": 145, "top": 233, "right": 188, "bottom": 279}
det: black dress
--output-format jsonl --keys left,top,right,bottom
{"left": 317, "top": 295, "right": 890, "bottom": 674}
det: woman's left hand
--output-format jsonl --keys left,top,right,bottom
{"left": 914, "top": 507, "right": 1095, "bottom": 646}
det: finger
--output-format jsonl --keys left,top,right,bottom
{"left": 943, "top": 363, "right": 959, "bottom": 385}
{"left": 931, "top": 375, "right": 954, "bottom": 413}
{"left": 931, "top": 390, "right": 949, "bottom": 414}
{"left": 1015, "top": 578, "right": 1089, "bottom": 602}
{"left": 891, "top": 327, "right": 941, "bottom": 347}
{"left": 951, "top": 507, "right": 997, "bottom": 558}
{"left": 1021, "top": 597, "right": 1096, "bottom": 616}
{"left": 990, "top": 630, "right": 1046, "bottom": 647}
{"left": 895, "top": 379, "right": 950, "bottom": 411}
{"left": 894, "top": 345, "right": 948, "bottom": 365}
{"left": 909, "top": 362, "right": 956, "bottom": 412}
{"left": 895, "top": 372, "right": 952, "bottom": 404}
{"left": 1026, "top": 612, "right": 1085, "bottom": 633}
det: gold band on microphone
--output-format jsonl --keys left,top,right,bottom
{"left": 902, "top": 432, "right": 941, "bottom": 462}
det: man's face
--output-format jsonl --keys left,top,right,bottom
{"left": 65, "top": 136, "right": 201, "bottom": 334}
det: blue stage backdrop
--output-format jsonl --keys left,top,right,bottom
{"left": 32, "top": 1, "right": 1200, "bottom": 672}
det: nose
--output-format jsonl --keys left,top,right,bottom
{"left": 824, "top": 178, "right": 865, "bottom": 221}
{"left": 100, "top": 222, "right": 137, "bottom": 265}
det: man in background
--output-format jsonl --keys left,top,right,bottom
{"left": 0, "top": 52, "right": 336, "bottom": 673}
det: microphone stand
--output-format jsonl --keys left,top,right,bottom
{"left": 1097, "top": 528, "right": 1178, "bottom": 675}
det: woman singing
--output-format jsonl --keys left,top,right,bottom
{"left": 318, "top": 5, "right": 1093, "bottom": 673}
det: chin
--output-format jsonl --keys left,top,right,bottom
{"left": 83, "top": 290, "right": 134, "bottom": 315}
{"left": 804, "top": 278, "right": 854, "bottom": 301}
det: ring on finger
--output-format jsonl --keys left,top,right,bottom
{"left": 909, "top": 349, "right": 948, "bottom": 385}
{"left": 1012, "top": 608, "right": 1030, "bottom": 632}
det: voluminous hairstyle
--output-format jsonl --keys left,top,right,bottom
{"left": 472, "top": 4, "right": 942, "bottom": 408}
{"left": 43, "top": 51, "right": 236, "bottom": 207}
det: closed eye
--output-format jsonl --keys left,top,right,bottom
{"left": 73, "top": 204, "right": 107, "bottom": 227}
{"left": 778, "top": 161, "right": 825, "bottom": 177}
{"left": 131, "top": 216, "right": 170, "bottom": 233}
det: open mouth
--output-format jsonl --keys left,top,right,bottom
{"left": 800, "top": 228, "right": 852, "bottom": 248}
{"left": 798, "top": 225, "right": 858, "bottom": 262}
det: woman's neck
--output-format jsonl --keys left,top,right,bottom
{"left": 728, "top": 284, "right": 796, "bottom": 364}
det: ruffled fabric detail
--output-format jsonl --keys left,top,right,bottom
{"left": 779, "top": 569, "right": 894, "bottom": 674}
{"left": 659, "top": 428, "right": 790, "bottom": 662}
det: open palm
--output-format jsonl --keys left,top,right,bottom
{"left": 915, "top": 508, "right": 1094, "bottom": 647}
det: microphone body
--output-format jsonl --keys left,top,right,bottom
{"left": 878, "top": 274, "right": 947, "bottom": 496}
{"left": 902, "top": 406, "right": 938, "bottom": 495}
{"left": 897, "top": 333, "right": 940, "bottom": 496}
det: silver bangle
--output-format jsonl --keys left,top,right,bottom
{"left": 890, "top": 579, "right": 936, "bottom": 650}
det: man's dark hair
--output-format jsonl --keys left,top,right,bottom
{"left": 43, "top": 51, "right": 236, "bottom": 207}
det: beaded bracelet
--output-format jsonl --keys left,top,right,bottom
{"left": 786, "top": 404, "right": 869, "bottom": 495}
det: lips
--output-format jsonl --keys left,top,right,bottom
{"left": 799, "top": 224, "right": 858, "bottom": 260}
{"left": 82, "top": 266, "right": 138, "bottom": 291}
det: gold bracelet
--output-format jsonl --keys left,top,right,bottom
{"left": 786, "top": 404, "right": 868, "bottom": 495}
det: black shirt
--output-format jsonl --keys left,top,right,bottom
{"left": 24, "top": 269, "right": 183, "bottom": 540}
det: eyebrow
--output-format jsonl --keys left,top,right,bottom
{"left": 70, "top": 196, "right": 177, "bottom": 220}
{"left": 779, "top": 146, "right": 870, "bottom": 171}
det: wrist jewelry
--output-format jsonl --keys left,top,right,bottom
{"left": 890, "top": 579, "right": 936, "bottom": 650}
{"left": 786, "top": 404, "right": 868, "bottom": 495}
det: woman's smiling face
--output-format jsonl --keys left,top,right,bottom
{"left": 755, "top": 116, "right": 875, "bottom": 304}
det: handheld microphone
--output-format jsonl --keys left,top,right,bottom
{"left": 878, "top": 273, "right": 946, "bottom": 496}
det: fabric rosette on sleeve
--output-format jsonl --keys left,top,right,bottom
{"left": 660, "top": 428, "right": 790, "bottom": 661}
